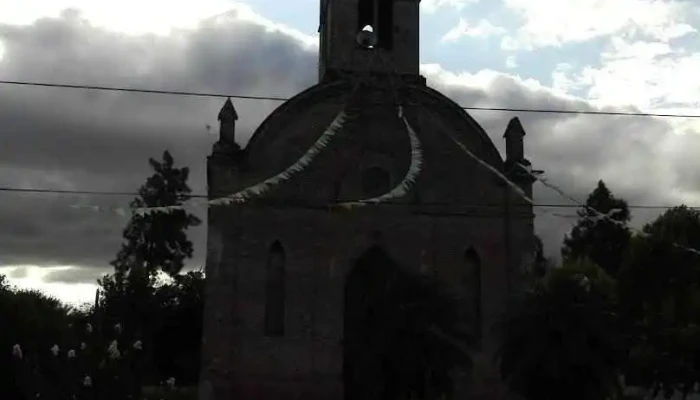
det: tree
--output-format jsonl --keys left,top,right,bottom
{"left": 97, "top": 150, "right": 201, "bottom": 384}
{"left": 562, "top": 180, "right": 631, "bottom": 276}
{"left": 498, "top": 259, "right": 625, "bottom": 400}
{"left": 110, "top": 150, "right": 201, "bottom": 279}
{"left": 152, "top": 270, "right": 205, "bottom": 385}
{"left": 617, "top": 206, "right": 700, "bottom": 395}
{"left": 385, "top": 271, "right": 475, "bottom": 400}
{"left": 533, "top": 235, "right": 554, "bottom": 279}
{"left": 0, "top": 274, "right": 9, "bottom": 291}
{"left": 0, "top": 287, "right": 74, "bottom": 397}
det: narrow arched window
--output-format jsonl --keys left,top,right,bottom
{"left": 265, "top": 241, "right": 286, "bottom": 336}
{"left": 463, "top": 248, "right": 482, "bottom": 345}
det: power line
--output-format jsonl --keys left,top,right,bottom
{"left": 1, "top": 79, "right": 699, "bottom": 119}
{"left": 0, "top": 185, "right": 694, "bottom": 210}
{"left": 0, "top": 79, "right": 283, "bottom": 101}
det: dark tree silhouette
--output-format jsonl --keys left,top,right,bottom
{"left": 498, "top": 260, "right": 624, "bottom": 400}
{"left": 97, "top": 150, "right": 201, "bottom": 385}
{"left": 618, "top": 206, "right": 700, "bottom": 394}
{"left": 562, "top": 180, "right": 631, "bottom": 276}
{"left": 110, "top": 150, "right": 201, "bottom": 279}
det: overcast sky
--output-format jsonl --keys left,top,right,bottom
{"left": 0, "top": 0, "right": 698, "bottom": 305}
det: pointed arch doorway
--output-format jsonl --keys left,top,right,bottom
{"left": 344, "top": 246, "right": 403, "bottom": 400}
{"left": 344, "top": 246, "right": 463, "bottom": 400}
{"left": 343, "top": 246, "right": 471, "bottom": 400}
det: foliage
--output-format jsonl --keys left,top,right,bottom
{"left": 385, "top": 270, "right": 475, "bottom": 399}
{"left": 110, "top": 150, "right": 201, "bottom": 279}
{"left": 0, "top": 274, "right": 9, "bottom": 291}
{"left": 618, "top": 206, "right": 700, "bottom": 395}
{"left": 562, "top": 180, "right": 632, "bottom": 276}
{"left": 13, "top": 321, "right": 146, "bottom": 400}
{"left": 346, "top": 247, "right": 475, "bottom": 400}
{"left": 96, "top": 150, "right": 202, "bottom": 385}
{"left": 3, "top": 151, "right": 204, "bottom": 397}
{"left": 152, "top": 270, "right": 205, "bottom": 385}
{"left": 92, "top": 271, "right": 204, "bottom": 386}
{"left": 3, "top": 280, "right": 200, "bottom": 399}
{"left": 498, "top": 259, "right": 625, "bottom": 400}
{"left": 1, "top": 286, "right": 75, "bottom": 397}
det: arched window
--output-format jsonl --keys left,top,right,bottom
{"left": 265, "top": 241, "right": 286, "bottom": 337}
{"left": 463, "top": 248, "right": 482, "bottom": 345}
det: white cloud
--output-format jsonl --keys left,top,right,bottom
{"left": 0, "top": 0, "right": 230, "bottom": 33}
{"left": 422, "top": 0, "right": 479, "bottom": 14}
{"left": 441, "top": 18, "right": 507, "bottom": 42}
{"left": 505, "top": 55, "right": 518, "bottom": 69}
{"left": 0, "top": 0, "right": 318, "bottom": 48}
{"left": 551, "top": 63, "right": 588, "bottom": 96}
{"left": 559, "top": 36, "right": 700, "bottom": 110}
{"left": 502, "top": 0, "right": 696, "bottom": 50}
{"left": 0, "top": 266, "right": 98, "bottom": 306}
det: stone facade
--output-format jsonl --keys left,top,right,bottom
{"left": 198, "top": 1, "right": 537, "bottom": 399}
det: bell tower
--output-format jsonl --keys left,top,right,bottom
{"left": 318, "top": 0, "right": 421, "bottom": 82}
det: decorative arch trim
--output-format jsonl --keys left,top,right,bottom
{"left": 245, "top": 81, "right": 505, "bottom": 173}
{"left": 245, "top": 80, "right": 350, "bottom": 154}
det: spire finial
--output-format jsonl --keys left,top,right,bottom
{"left": 503, "top": 117, "right": 525, "bottom": 138}
{"left": 218, "top": 97, "right": 238, "bottom": 122}
{"left": 217, "top": 98, "right": 239, "bottom": 150}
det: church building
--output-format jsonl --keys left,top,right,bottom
{"left": 198, "top": 0, "right": 537, "bottom": 399}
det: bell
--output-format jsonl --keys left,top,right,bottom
{"left": 356, "top": 29, "right": 378, "bottom": 49}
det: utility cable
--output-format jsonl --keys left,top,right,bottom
{"left": 0, "top": 185, "right": 694, "bottom": 210}
{"left": 1, "top": 79, "right": 699, "bottom": 119}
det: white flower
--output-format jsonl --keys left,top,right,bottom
{"left": 12, "top": 344, "right": 23, "bottom": 359}
{"left": 166, "top": 377, "right": 176, "bottom": 388}
{"left": 114, "top": 324, "right": 122, "bottom": 334}
{"left": 86, "top": 323, "right": 93, "bottom": 334}
{"left": 579, "top": 276, "right": 591, "bottom": 292}
{"left": 133, "top": 340, "right": 142, "bottom": 351}
{"left": 80, "top": 342, "right": 86, "bottom": 350}
{"left": 83, "top": 376, "right": 92, "bottom": 387}
{"left": 107, "top": 340, "right": 120, "bottom": 359}
{"left": 50, "top": 345, "right": 59, "bottom": 356}
{"left": 67, "top": 350, "right": 76, "bottom": 359}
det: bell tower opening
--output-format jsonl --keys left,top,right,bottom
{"left": 357, "top": 0, "right": 375, "bottom": 32}
{"left": 377, "top": 0, "right": 394, "bottom": 50}
{"left": 318, "top": 0, "right": 419, "bottom": 82}
{"left": 357, "top": 0, "right": 394, "bottom": 50}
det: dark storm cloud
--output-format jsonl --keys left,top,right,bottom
{"left": 0, "top": 8, "right": 318, "bottom": 277}
{"left": 424, "top": 70, "right": 697, "bottom": 257}
{"left": 42, "top": 266, "right": 111, "bottom": 284}
{"left": 0, "top": 7, "right": 698, "bottom": 284}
